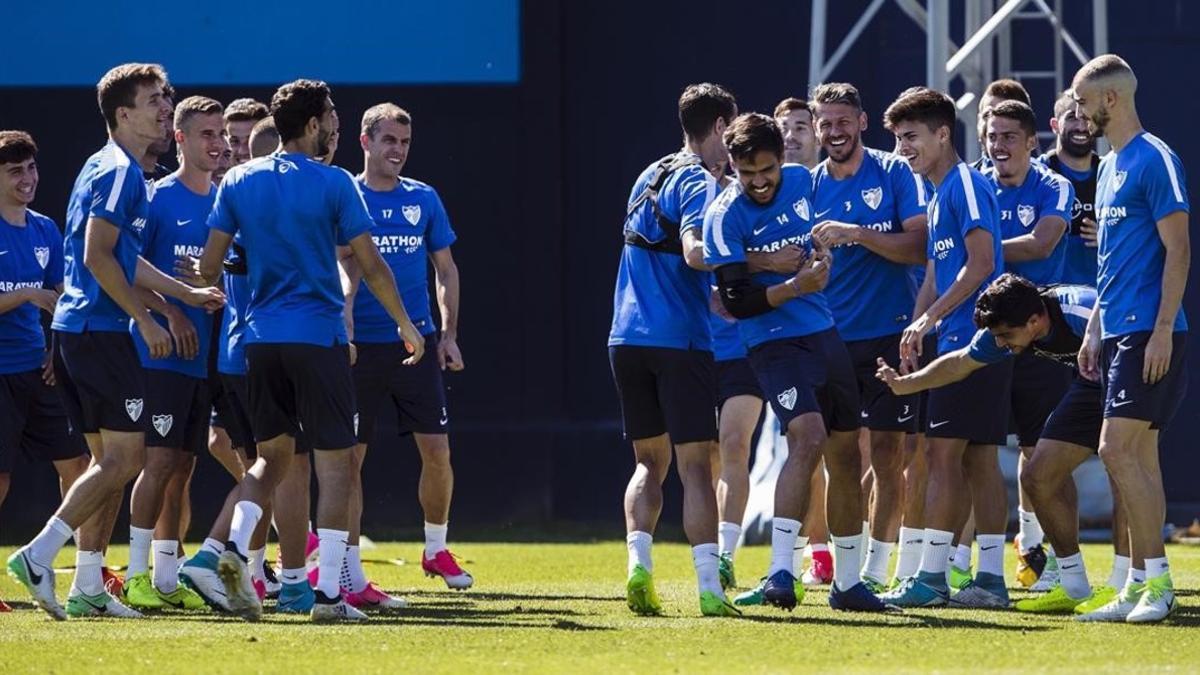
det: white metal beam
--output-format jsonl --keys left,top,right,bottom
{"left": 816, "top": 0, "right": 889, "bottom": 82}
{"left": 945, "top": 0, "right": 1031, "bottom": 78}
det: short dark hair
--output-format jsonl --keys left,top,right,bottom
{"left": 224, "top": 98, "right": 269, "bottom": 124}
{"left": 0, "top": 131, "right": 37, "bottom": 165}
{"left": 883, "top": 88, "right": 957, "bottom": 138}
{"left": 97, "top": 63, "right": 169, "bottom": 130}
{"left": 973, "top": 273, "right": 1045, "bottom": 329}
{"left": 678, "top": 83, "right": 737, "bottom": 141}
{"left": 174, "top": 96, "right": 224, "bottom": 130}
{"left": 1053, "top": 90, "right": 1075, "bottom": 118}
{"left": 249, "top": 117, "right": 280, "bottom": 159}
{"left": 270, "top": 79, "right": 331, "bottom": 144}
{"left": 773, "top": 97, "right": 811, "bottom": 118}
{"left": 810, "top": 82, "right": 862, "bottom": 111}
{"left": 361, "top": 103, "right": 412, "bottom": 139}
{"left": 724, "top": 113, "right": 784, "bottom": 162}
{"left": 984, "top": 99, "right": 1037, "bottom": 138}
{"left": 983, "top": 78, "right": 1032, "bottom": 107}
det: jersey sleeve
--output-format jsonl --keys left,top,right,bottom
{"left": 1037, "top": 171, "right": 1074, "bottom": 223}
{"left": 966, "top": 327, "right": 1010, "bottom": 364}
{"left": 425, "top": 189, "right": 457, "bottom": 252}
{"left": 953, "top": 170, "right": 994, "bottom": 238}
{"left": 207, "top": 179, "right": 239, "bottom": 236}
{"left": 333, "top": 170, "right": 374, "bottom": 246}
{"left": 676, "top": 166, "right": 719, "bottom": 235}
{"left": 1141, "top": 141, "right": 1190, "bottom": 221}
{"left": 89, "top": 162, "right": 144, "bottom": 229}
{"left": 888, "top": 156, "right": 927, "bottom": 221}
{"left": 702, "top": 192, "right": 746, "bottom": 266}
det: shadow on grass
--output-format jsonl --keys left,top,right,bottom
{"left": 403, "top": 590, "right": 623, "bottom": 604}
{"left": 733, "top": 612, "right": 1056, "bottom": 631}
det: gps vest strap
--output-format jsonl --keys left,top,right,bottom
{"left": 623, "top": 153, "right": 703, "bottom": 255}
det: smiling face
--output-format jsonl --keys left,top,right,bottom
{"left": 1051, "top": 107, "right": 1096, "bottom": 158}
{"left": 1070, "top": 81, "right": 1111, "bottom": 138}
{"left": 734, "top": 150, "right": 782, "bottom": 205}
{"left": 178, "top": 111, "right": 228, "bottom": 174}
{"left": 0, "top": 157, "right": 37, "bottom": 208}
{"left": 777, "top": 108, "right": 817, "bottom": 166}
{"left": 121, "top": 81, "right": 174, "bottom": 145}
{"left": 985, "top": 114, "right": 1035, "bottom": 181}
{"left": 813, "top": 101, "right": 865, "bottom": 164}
{"left": 987, "top": 314, "right": 1044, "bottom": 353}
{"left": 891, "top": 119, "right": 942, "bottom": 177}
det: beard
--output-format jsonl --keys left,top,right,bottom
{"left": 1088, "top": 106, "right": 1110, "bottom": 136}
{"left": 1059, "top": 132, "right": 1096, "bottom": 158}
{"left": 316, "top": 128, "right": 332, "bottom": 158}
{"left": 827, "top": 135, "right": 859, "bottom": 163}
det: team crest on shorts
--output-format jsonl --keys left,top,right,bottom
{"left": 34, "top": 247, "right": 50, "bottom": 269}
{"left": 125, "top": 398, "right": 144, "bottom": 422}
{"left": 777, "top": 387, "right": 798, "bottom": 411}
{"left": 1112, "top": 170, "right": 1127, "bottom": 192}
{"left": 1017, "top": 204, "right": 1036, "bottom": 227}
{"left": 792, "top": 198, "right": 810, "bottom": 221}
{"left": 152, "top": 414, "right": 173, "bottom": 437}
{"left": 861, "top": 187, "right": 882, "bottom": 210}
{"left": 402, "top": 205, "right": 422, "bottom": 226}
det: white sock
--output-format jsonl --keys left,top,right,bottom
{"left": 861, "top": 520, "right": 870, "bottom": 550}
{"left": 281, "top": 567, "right": 307, "bottom": 585}
{"left": 770, "top": 518, "right": 802, "bottom": 576}
{"left": 718, "top": 521, "right": 741, "bottom": 556}
{"left": 1145, "top": 556, "right": 1170, "bottom": 580}
{"left": 315, "top": 528, "right": 349, "bottom": 598}
{"left": 249, "top": 548, "right": 266, "bottom": 583}
{"left": 919, "top": 528, "right": 954, "bottom": 576}
{"left": 341, "top": 544, "right": 368, "bottom": 593}
{"left": 626, "top": 531, "right": 653, "bottom": 575}
{"left": 1108, "top": 555, "right": 1131, "bottom": 589}
{"left": 976, "top": 534, "right": 1005, "bottom": 577}
{"left": 1129, "top": 568, "right": 1146, "bottom": 585}
{"left": 424, "top": 521, "right": 448, "bottom": 559}
{"left": 72, "top": 550, "right": 105, "bottom": 596}
{"left": 200, "top": 538, "right": 224, "bottom": 558}
{"left": 895, "top": 527, "right": 923, "bottom": 579}
{"left": 863, "top": 538, "right": 895, "bottom": 582}
{"left": 227, "top": 501, "right": 264, "bottom": 558}
{"left": 953, "top": 543, "right": 972, "bottom": 570}
{"left": 28, "top": 516, "right": 74, "bottom": 569}
{"left": 830, "top": 534, "right": 864, "bottom": 591}
{"left": 1016, "top": 508, "right": 1044, "bottom": 552}
{"left": 152, "top": 540, "right": 179, "bottom": 593}
{"left": 1056, "top": 552, "right": 1090, "bottom": 599}
{"left": 177, "top": 552, "right": 186, "bottom": 574}
{"left": 127, "top": 526, "right": 154, "bottom": 578}
{"left": 692, "top": 543, "right": 722, "bottom": 595}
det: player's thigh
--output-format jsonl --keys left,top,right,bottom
{"left": 609, "top": 346, "right": 668, "bottom": 442}
{"left": 392, "top": 335, "right": 451, "bottom": 437}
{"left": 1010, "top": 351, "right": 1073, "bottom": 447}
{"left": 352, "top": 341, "right": 401, "bottom": 446}
{"left": 287, "top": 343, "right": 357, "bottom": 451}
{"left": 22, "top": 371, "right": 87, "bottom": 466}
{"left": 926, "top": 358, "right": 1013, "bottom": 445}
{"left": 748, "top": 337, "right": 824, "bottom": 438}
{"left": 58, "top": 330, "right": 147, "bottom": 435}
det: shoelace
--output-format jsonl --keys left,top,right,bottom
{"left": 1118, "top": 582, "right": 1146, "bottom": 604}
{"left": 1144, "top": 576, "right": 1172, "bottom": 602}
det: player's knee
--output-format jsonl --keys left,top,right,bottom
{"left": 1097, "top": 442, "right": 1136, "bottom": 474}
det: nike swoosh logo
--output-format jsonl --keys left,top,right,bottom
{"left": 81, "top": 594, "right": 108, "bottom": 611}
{"left": 753, "top": 225, "right": 770, "bottom": 236}
{"left": 897, "top": 415, "right": 915, "bottom": 423}
{"left": 24, "top": 553, "right": 43, "bottom": 584}
{"left": 0, "top": 251, "right": 9, "bottom": 256}
{"left": 1062, "top": 564, "right": 1079, "bottom": 569}
{"left": 836, "top": 544, "right": 855, "bottom": 550}
{"left": 929, "top": 420, "right": 950, "bottom": 428}
{"left": 176, "top": 219, "right": 191, "bottom": 226}
{"left": 980, "top": 545, "right": 998, "bottom": 551}
{"left": 929, "top": 541, "right": 948, "bottom": 547}
{"left": 774, "top": 527, "right": 794, "bottom": 534}
{"left": 1111, "top": 399, "right": 1135, "bottom": 408}
{"left": 815, "top": 209, "right": 831, "bottom": 219}
{"left": 904, "top": 540, "right": 923, "bottom": 545}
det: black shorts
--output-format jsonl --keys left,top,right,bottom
{"left": 847, "top": 333, "right": 919, "bottom": 433}
{"left": 1100, "top": 331, "right": 1188, "bottom": 428}
{"left": 716, "top": 358, "right": 763, "bottom": 407}
{"left": 55, "top": 330, "right": 146, "bottom": 434}
{"left": 925, "top": 358, "right": 1013, "bottom": 445}
{"left": 609, "top": 345, "right": 717, "bottom": 444}
{"left": 144, "top": 369, "right": 211, "bottom": 454}
{"left": 212, "top": 373, "right": 255, "bottom": 453}
{"left": 1040, "top": 375, "right": 1102, "bottom": 451}
{"left": 747, "top": 329, "right": 860, "bottom": 434}
{"left": 354, "top": 335, "right": 449, "bottom": 444}
{"left": 1010, "top": 350, "right": 1074, "bottom": 446}
{"left": 0, "top": 369, "right": 87, "bottom": 472}
{"left": 246, "top": 342, "right": 357, "bottom": 451}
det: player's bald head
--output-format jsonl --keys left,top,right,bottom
{"left": 1072, "top": 54, "right": 1137, "bottom": 96}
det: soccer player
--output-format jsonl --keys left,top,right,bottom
{"left": 224, "top": 98, "right": 269, "bottom": 168}
{"left": 608, "top": 83, "right": 738, "bottom": 617}
{"left": 193, "top": 79, "right": 424, "bottom": 623}
{"left": 775, "top": 98, "right": 820, "bottom": 169}
{"left": 121, "top": 96, "right": 229, "bottom": 612}
{"left": 0, "top": 131, "right": 91, "bottom": 613}
{"left": 1071, "top": 54, "right": 1189, "bottom": 623}
{"left": 1044, "top": 90, "right": 1101, "bottom": 285}
{"left": 5, "top": 63, "right": 224, "bottom": 620}
{"left": 339, "top": 103, "right": 468, "bottom": 607}
{"left": 248, "top": 117, "right": 279, "bottom": 158}
{"left": 878, "top": 88, "right": 1010, "bottom": 609}
{"left": 806, "top": 83, "right": 928, "bottom": 592}
{"left": 973, "top": 79, "right": 1033, "bottom": 171}
{"left": 704, "top": 112, "right": 888, "bottom": 612}
{"left": 983, "top": 99, "right": 1076, "bottom": 588}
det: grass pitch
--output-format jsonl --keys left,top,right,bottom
{"left": 2, "top": 541, "right": 1199, "bottom": 673}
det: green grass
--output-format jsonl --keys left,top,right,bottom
{"left": 3, "top": 542, "right": 1199, "bottom": 673}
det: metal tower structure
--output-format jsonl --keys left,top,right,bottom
{"left": 808, "top": 0, "right": 1109, "bottom": 160}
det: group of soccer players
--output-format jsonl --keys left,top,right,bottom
{"left": 2, "top": 63, "right": 473, "bottom": 622}
{"left": 609, "top": 53, "right": 1188, "bottom": 623}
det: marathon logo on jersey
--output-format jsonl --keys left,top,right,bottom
{"left": 748, "top": 233, "right": 811, "bottom": 254}
{"left": 34, "top": 246, "right": 50, "bottom": 269}
{"left": 0, "top": 280, "right": 42, "bottom": 292}
{"left": 402, "top": 205, "right": 422, "bottom": 226}
{"left": 374, "top": 233, "right": 424, "bottom": 255}
{"left": 126, "top": 398, "right": 144, "bottom": 422}
{"left": 1099, "top": 205, "right": 1127, "bottom": 227}
{"left": 1017, "top": 204, "right": 1036, "bottom": 228}
{"left": 173, "top": 244, "right": 204, "bottom": 258}
{"left": 932, "top": 236, "right": 956, "bottom": 260}
{"left": 861, "top": 187, "right": 882, "bottom": 210}
{"left": 1112, "top": 170, "right": 1127, "bottom": 192}
{"left": 152, "top": 414, "right": 173, "bottom": 437}
{"left": 792, "top": 198, "right": 810, "bottom": 221}
{"left": 777, "top": 386, "right": 798, "bottom": 411}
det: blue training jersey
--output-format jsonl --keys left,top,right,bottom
{"left": 130, "top": 174, "right": 215, "bottom": 378}
{"left": 1096, "top": 132, "right": 1189, "bottom": 338}
{"left": 703, "top": 164, "right": 834, "bottom": 348}
{"left": 217, "top": 251, "right": 249, "bottom": 375}
{"left": 812, "top": 148, "right": 927, "bottom": 341}
{"left": 0, "top": 209, "right": 63, "bottom": 374}
{"left": 352, "top": 177, "right": 456, "bottom": 342}
{"left": 608, "top": 152, "right": 717, "bottom": 351}
{"left": 989, "top": 161, "right": 1073, "bottom": 285}
{"left": 208, "top": 153, "right": 375, "bottom": 346}
{"left": 928, "top": 162, "right": 1004, "bottom": 353}
{"left": 1048, "top": 157, "right": 1099, "bottom": 285}
{"left": 710, "top": 308, "right": 746, "bottom": 362}
{"left": 52, "top": 140, "right": 148, "bottom": 333}
{"left": 968, "top": 284, "right": 1095, "bottom": 366}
